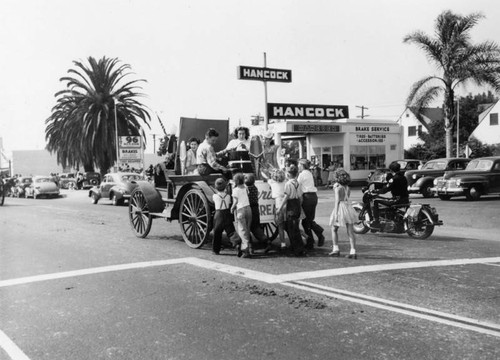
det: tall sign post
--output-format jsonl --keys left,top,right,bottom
{"left": 237, "top": 53, "right": 292, "bottom": 130}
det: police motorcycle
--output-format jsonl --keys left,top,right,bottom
{"left": 352, "top": 187, "right": 443, "bottom": 239}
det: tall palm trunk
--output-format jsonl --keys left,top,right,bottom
{"left": 443, "top": 85, "right": 455, "bottom": 158}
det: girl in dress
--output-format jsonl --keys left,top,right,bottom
{"left": 329, "top": 168, "right": 358, "bottom": 259}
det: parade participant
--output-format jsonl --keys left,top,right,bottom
{"left": 212, "top": 178, "right": 241, "bottom": 255}
{"left": 329, "top": 169, "right": 358, "bottom": 259}
{"left": 230, "top": 173, "right": 252, "bottom": 258}
{"left": 226, "top": 127, "right": 251, "bottom": 151}
{"left": 277, "top": 165, "right": 306, "bottom": 257}
{"left": 268, "top": 169, "right": 287, "bottom": 250}
{"left": 370, "top": 162, "right": 409, "bottom": 229}
{"left": 244, "top": 173, "right": 270, "bottom": 252}
{"left": 185, "top": 137, "right": 200, "bottom": 175}
{"left": 325, "top": 161, "right": 337, "bottom": 188}
{"left": 196, "top": 128, "right": 230, "bottom": 176}
{"left": 298, "top": 159, "right": 325, "bottom": 249}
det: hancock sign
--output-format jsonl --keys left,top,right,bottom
{"left": 268, "top": 103, "right": 349, "bottom": 120}
{"left": 238, "top": 65, "right": 292, "bottom": 83}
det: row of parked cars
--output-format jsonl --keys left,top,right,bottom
{"left": 367, "top": 156, "right": 500, "bottom": 201}
{"left": 8, "top": 171, "right": 145, "bottom": 204}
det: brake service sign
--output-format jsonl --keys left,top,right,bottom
{"left": 118, "top": 136, "right": 143, "bottom": 170}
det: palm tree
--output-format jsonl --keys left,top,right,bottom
{"left": 404, "top": 10, "right": 500, "bottom": 157}
{"left": 46, "top": 56, "right": 151, "bottom": 174}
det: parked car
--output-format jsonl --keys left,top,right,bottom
{"left": 13, "top": 176, "right": 33, "bottom": 197}
{"left": 432, "top": 156, "right": 500, "bottom": 201}
{"left": 59, "top": 173, "right": 77, "bottom": 189}
{"left": 405, "top": 158, "right": 470, "bottom": 198}
{"left": 89, "top": 172, "right": 144, "bottom": 206}
{"left": 82, "top": 172, "right": 101, "bottom": 189}
{"left": 367, "top": 159, "right": 424, "bottom": 189}
{"left": 25, "top": 176, "right": 60, "bottom": 199}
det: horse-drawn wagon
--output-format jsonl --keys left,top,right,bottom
{"left": 128, "top": 117, "right": 278, "bottom": 248}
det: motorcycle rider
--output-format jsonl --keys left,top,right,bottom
{"left": 370, "top": 162, "right": 410, "bottom": 229}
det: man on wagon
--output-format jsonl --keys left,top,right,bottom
{"left": 196, "top": 128, "right": 230, "bottom": 176}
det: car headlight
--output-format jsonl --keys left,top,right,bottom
{"left": 412, "top": 174, "right": 418, "bottom": 179}
{"left": 433, "top": 179, "right": 438, "bottom": 185}
{"left": 455, "top": 179, "right": 461, "bottom": 186}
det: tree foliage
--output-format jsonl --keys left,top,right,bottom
{"left": 404, "top": 10, "right": 500, "bottom": 157}
{"left": 45, "top": 56, "right": 151, "bottom": 174}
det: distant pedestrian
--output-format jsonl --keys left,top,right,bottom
{"left": 329, "top": 169, "right": 358, "bottom": 259}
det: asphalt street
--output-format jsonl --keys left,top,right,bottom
{"left": 1, "top": 188, "right": 499, "bottom": 360}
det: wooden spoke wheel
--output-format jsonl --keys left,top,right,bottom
{"left": 129, "top": 189, "right": 153, "bottom": 238}
{"left": 179, "top": 189, "right": 212, "bottom": 248}
{"left": 261, "top": 222, "right": 279, "bottom": 241}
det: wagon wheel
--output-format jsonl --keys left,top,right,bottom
{"left": 129, "top": 189, "right": 153, "bottom": 238}
{"left": 261, "top": 222, "right": 279, "bottom": 241}
{"left": 179, "top": 189, "right": 212, "bottom": 248}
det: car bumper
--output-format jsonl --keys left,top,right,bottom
{"left": 408, "top": 185, "right": 421, "bottom": 193}
{"left": 39, "top": 191, "right": 60, "bottom": 196}
{"left": 430, "top": 186, "right": 465, "bottom": 196}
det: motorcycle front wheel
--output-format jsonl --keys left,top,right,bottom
{"left": 352, "top": 207, "right": 370, "bottom": 234}
{"left": 406, "top": 209, "right": 434, "bottom": 239}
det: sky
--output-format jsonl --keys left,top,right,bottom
{"left": 0, "top": 0, "right": 499, "bottom": 155}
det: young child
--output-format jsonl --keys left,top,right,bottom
{"left": 277, "top": 165, "right": 306, "bottom": 257}
{"left": 230, "top": 173, "right": 252, "bottom": 258}
{"left": 329, "top": 168, "right": 358, "bottom": 259}
{"left": 267, "top": 169, "right": 287, "bottom": 249}
{"left": 244, "top": 174, "right": 269, "bottom": 252}
{"left": 212, "top": 178, "right": 241, "bottom": 255}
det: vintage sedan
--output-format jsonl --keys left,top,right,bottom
{"left": 89, "top": 172, "right": 144, "bottom": 206}
{"left": 367, "top": 159, "right": 424, "bottom": 189}
{"left": 25, "top": 176, "right": 60, "bottom": 199}
{"left": 59, "top": 173, "right": 77, "bottom": 189}
{"left": 405, "top": 158, "right": 469, "bottom": 198}
{"left": 432, "top": 156, "right": 500, "bottom": 201}
{"left": 13, "top": 176, "right": 33, "bottom": 197}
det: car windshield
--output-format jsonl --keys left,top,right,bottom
{"left": 422, "top": 161, "right": 446, "bottom": 170}
{"left": 121, "top": 174, "right": 143, "bottom": 182}
{"left": 397, "top": 161, "right": 408, "bottom": 168}
{"left": 35, "top": 177, "right": 53, "bottom": 183}
{"left": 465, "top": 159, "right": 493, "bottom": 171}
{"left": 22, "top": 178, "right": 32, "bottom": 184}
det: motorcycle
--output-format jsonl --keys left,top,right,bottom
{"left": 352, "top": 187, "right": 443, "bottom": 239}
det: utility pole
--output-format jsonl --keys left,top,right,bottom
{"left": 456, "top": 98, "right": 460, "bottom": 157}
{"left": 356, "top": 105, "right": 369, "bottom": 119}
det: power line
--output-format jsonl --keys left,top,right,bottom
{"left": 356, "top": 105, "right": 369, "bottom": 119}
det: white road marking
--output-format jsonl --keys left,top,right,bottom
{"left": 483, "top": 263, "right": 500, "bottom": 267}
{"left": 0, "top": 258, "right": 191, "bottom": 288}
{"left": 0, "top": 330, "right": 31, "bottom": 360}
{"left": 276, "top": 257, "right": 500, "bottom": 282}
{"left": 284, "top": 281, "right": 500, "bottom": 338}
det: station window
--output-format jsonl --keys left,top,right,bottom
{"left": 490, "top": 113, "right": 498, "bottom": 126}
{"left": 321, "top": 146, "right": 343, "bottom": 168}
{"left": 408, "top": 126, "right": 417, "bottom": 136}
{"left": 350, "top": 145, "right": 385, "bottom": 170}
